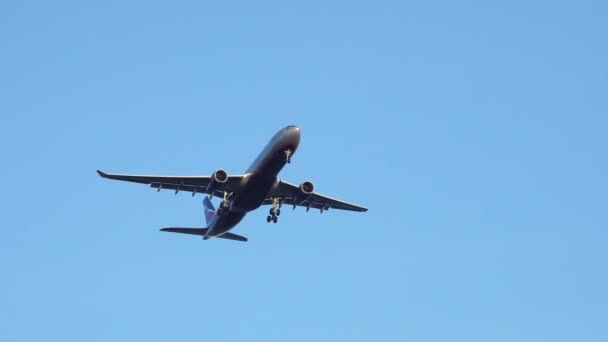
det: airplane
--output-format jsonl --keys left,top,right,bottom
{"left": 97, "top": 125, "right": 367, "bottom": 242}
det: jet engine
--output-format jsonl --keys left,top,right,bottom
{"left": 206, "top": 169, "right": 228, "bottom": 194}
{"left": 290, "top": 181, "right": 315, "bottom": 210}
{"left": 299, "top": 181, "right": 314, "bottom": 195}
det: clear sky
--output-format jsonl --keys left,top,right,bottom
{"left": 1, "top": 1, "right": 607, "bottom": 341}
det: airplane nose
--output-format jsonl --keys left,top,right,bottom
{"left": 292, "top": 126, "right": 301, "bottom": 143}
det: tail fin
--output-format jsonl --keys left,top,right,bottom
{"left": 203, "top": 196, "right": 216, "bottom": 225}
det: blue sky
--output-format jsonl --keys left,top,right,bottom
{"left": 1, "top": 1, "right": 607, "bottom": 341}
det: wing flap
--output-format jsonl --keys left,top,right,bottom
{"left": 150, "top": 182, "right": 226, "bottom": 197}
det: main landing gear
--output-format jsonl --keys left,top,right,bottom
{"left": 218, "top": 191, "right": 232, "bottom": 216}
{"left": 266, "top": 198, "right": 281, "bottom": 223}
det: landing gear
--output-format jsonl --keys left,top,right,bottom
{"left": 267, "top": 198, "right": 281, "bottom": 223}
{"left": 219, "top": 200, "right": 229, "bottom": 215}
{"left": 268, "top": 210, "right": 279, "bottom": 223}
{"left": 219, "top": 191, "right": 232, "bottom": 216}
{"left": 284, "top": 149, "right": 292, "bottom": 164}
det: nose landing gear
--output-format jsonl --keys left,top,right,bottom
{"left": 284, "top": 149, "right": 292, "bottom": 164}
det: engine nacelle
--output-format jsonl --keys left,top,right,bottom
{"left": 206, "top": 169, "right": 228, "bottom": 194}
{"left": 299, "top": 181, "right": 314, "bottom": 195}
{"left": 212, "top": 169, "right": 228, "bottom": 183}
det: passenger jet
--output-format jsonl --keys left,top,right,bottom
{"left": 98, "top": 125, "right": 367, "bottom": 242}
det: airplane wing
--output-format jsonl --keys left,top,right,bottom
{"left": 97, "top": 170, "right": 245, "bottom": 197}
{"left": 264, "top": 179, "right": 368, "bottom": 212}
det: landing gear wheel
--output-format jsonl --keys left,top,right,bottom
{"left": 272, "top": 215, "right": 278, "bottom": 223}
{"left": 276, "top": 209, "right": 281, "bottom": 216}
{"left": 270, "top": 208, "right": 276, "bottom": 216}
{"left": 267, "top": 215, "right": 272, "bottom": 223}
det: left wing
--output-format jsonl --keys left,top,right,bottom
{"left": 97, "top": 170, "right": 245, "bottom": 197}
{"left": 265, "top": 179, "right": 368, "bottom": 212}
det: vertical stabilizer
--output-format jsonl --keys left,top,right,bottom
{"left": 203, "top": 196, "right": 216, "bottom": 225}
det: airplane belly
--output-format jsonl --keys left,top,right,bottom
{"left": 208, "top": 212, "right": 246, "bottom": 236}
{"left": 231, "top": 175, "right": 276, "bottom": 212}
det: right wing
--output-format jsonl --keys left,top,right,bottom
{"left": 97, "top": 170, "right": 245, "bottom": 197}
{"left": 265, "top": 179, "right": 368, "bottom": 212}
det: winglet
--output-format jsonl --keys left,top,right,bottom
{"left": 97, "top": 170, "right": 107, "bottom": 178}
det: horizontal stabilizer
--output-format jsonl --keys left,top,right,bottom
{"left": 160, "top": 227, "right": 247, "bottom": 242}
{"left": 217, "top": 232, "right": 248, "bottom": 242}
{"left": 160, "top": 227, "right": 208, "bottom": 236}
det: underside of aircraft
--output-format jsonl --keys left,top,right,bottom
{"left": 98, "top": 125, "right": 367, "bottom": 242}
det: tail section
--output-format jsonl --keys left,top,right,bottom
{"left": 203, "top": 196, "right": 216, "bottom": 225}
{"left": 158, "top": 197, "right": 248, "bottom": 242}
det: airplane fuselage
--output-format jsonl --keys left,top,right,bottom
{"left": 98, "top": 124, "right": 367, "bottom": 242}
{"left": 205, "top": 125, "right": 301, "bottom": 238}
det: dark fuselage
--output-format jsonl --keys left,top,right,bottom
{"left": 205, "top": 126, "right": 301, "bottom": 238}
